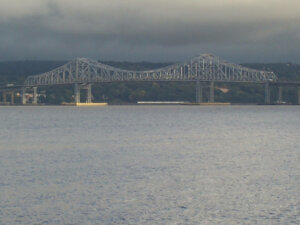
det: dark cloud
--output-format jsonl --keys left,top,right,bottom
{"left": 0, "top": 0, "right": 299, "bottom": 63}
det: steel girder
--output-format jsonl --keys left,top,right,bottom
{"left": 24, "top": 54, "right": 278, "bottom": 87}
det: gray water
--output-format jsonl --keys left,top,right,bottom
{"left": 0, "top": 105, "right": 299, "bottom": 225}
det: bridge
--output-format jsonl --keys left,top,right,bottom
{"left": 0, "top": 54, "right": 299, "bottom": 105}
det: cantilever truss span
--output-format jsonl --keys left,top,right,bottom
{"left": 24, "top": 54, "right": 278, "bottom": 87}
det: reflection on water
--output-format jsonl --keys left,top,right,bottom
{"left": 0, "top": 106, "right": 299, "bottom": 224}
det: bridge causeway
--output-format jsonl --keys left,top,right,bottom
{"left": 1, "top": 54, "right": 300, "bottom": 105}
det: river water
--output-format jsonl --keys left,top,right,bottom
{"left": 0, "top": 105, "right": 299, "bottom": 225}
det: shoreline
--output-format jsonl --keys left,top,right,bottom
{"left": 0, "top": 102, "right": 298, "bottom": 106}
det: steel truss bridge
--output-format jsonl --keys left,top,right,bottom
{"left": 1, "top": 54, "right": 300, "bottom": 105}
{"left": 24, "top": 54, "right": 278, "bottom": 86}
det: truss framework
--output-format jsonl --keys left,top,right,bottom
{"left": 24, "top": 54, "right": 278, "bottom": 87}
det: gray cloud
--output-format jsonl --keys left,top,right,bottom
{"left": 0, "top": 0, "right": 299, "bottom": 62}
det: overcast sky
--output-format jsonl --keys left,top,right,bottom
{"left": 0, "top": 0, "right": 299, "bottom": 63}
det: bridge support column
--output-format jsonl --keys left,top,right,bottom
{"left": 32, "top": 87, "right": 38, "bottom": 104}
{"left": 21, "top": 87, "right": 27, "bottom": 105}
{"left": 298, "top": 88, "right": 300, "bottom": 105}
{"left": 265, "top": 82, "right": 271, "bottom": 104}
{"left": 10, "top": 92, "right": 14, "bottom": 105}
{"left": 278, "top": 86, "right": 283, "bottom": 103}
{"left": 74, "top": 83, "right": 93, "bottom": 103}
{"left": 87, "top": 84, "right": 92, "bottom": 103}
{"left": 74, "top": 83, "right": 80, "bottom": 103}
{"left": 195, "top": 80, "right": 203, "bottom": 103}
{"left": 209, "top": 81, "right": 214, "bottom": 103}
{"left": 2, "top": 92, "right": 7, "bottom": 104}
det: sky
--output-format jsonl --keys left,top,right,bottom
{"left": 0, "top": 0, "right": 299, "bottom": 63}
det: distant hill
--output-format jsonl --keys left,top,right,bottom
{"left": 0, "top": 61, "right": 299, "bottom": 104}
{"left": 0, "top": 61, "right": 67, "bottom": 84}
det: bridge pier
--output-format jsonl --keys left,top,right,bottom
{"left": 74, "top": 83, "right": 80, "bottom": 103}
{"left": 195, "top": 80, "right": 203, "bottom": 103}
{"left": 10, "top": 92, "right": 14, "bottom": 105}
{"left": 278, "top": 86, "right": 283, "bottom": 103}
{"left": 86, "top": 84, "right": 92, "bottom": 103}
{"left": 74, "top": 83, "right": 93, "bottom": 103}
{"left": 2, "top": 92, "right": 7, "bottom": 104}
{"left": 21, "top": 87, "right": 27, "bottom": 105}
{"left": 209, "top": 81, "right": 214, "bottom": 103}
{"left": 1, "top": 91, "right": 15, "bottom": 105}
{"left": 32, "top": 87, "right": 38, "bottom": 104}
{"left": 265, "top": 82, "right": 271, "bottom": 104}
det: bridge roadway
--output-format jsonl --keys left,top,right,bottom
{"left": 0, "top": 54, "right": 299, "bottom": 105}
